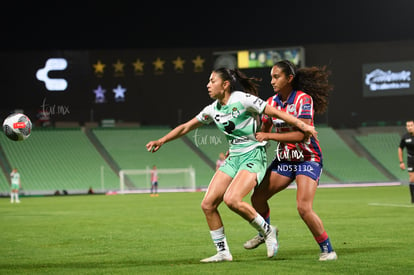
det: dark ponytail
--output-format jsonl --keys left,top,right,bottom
{"left": 213, "top": 68, "right": 262, "bottom": 96}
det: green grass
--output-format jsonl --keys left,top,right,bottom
{"left": 1, "top": 186, "right": 414, "bottom": 274}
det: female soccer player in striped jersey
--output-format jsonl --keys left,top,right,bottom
{"left": 243, "top": 60, "right": 337, "bottom": 261}
{"left": 146, "top": 68, "right": 317, "bottom": 262}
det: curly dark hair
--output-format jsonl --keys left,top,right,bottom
{"left": 274, "top": 60, "right": 333, "bottom": 114}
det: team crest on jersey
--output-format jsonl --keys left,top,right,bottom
{"left": 231, "top": 107, "right": 240, "bottom": 118}
{"left": 287, "top": 104, "right": 296, "bottom": 113}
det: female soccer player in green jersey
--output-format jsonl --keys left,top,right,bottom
{"left": 146, "top": 68, "right": 317, "bottom": 262}
{"left": 10, "top": 168, "right": 21, "bottom": 203}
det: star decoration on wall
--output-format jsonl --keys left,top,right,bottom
{"left": 172, "top": 56, "right": 185, "bottom": 72}
{"left": 113, "top": 84, "right": 126, "bottom": 102}
{"left": 113, "top": 59, "right": 125, "bottom": 76}
{"left": 192, "top": 55, "right": 205, "bottom": 72}
{"left": 93, "top": 60, "right": 106, "bottom": 77}
{"left": 153, "top": 57, "right": 165, "bottom": 73}
{"left": 93, "top": 85, "right": 106, "bottom": 103}
{"left": 132, "top": 59, "right": 145, "bottom": 74}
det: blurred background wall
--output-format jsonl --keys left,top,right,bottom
{"left": 1, "top": 40, "right": 413, "bottom": 128}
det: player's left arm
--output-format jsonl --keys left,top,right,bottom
{"left": 263, "top": 105, "right": 317, "bottom": 139}
{"left": 256, "top": 119, "right": 310, "bottom": 143}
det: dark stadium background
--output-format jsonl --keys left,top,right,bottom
{"left": 1, "top": 1, "right": 413, "bottom": 128}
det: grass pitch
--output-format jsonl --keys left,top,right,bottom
{"left": 1, "top": 185, "right": 413, "bottom": 274}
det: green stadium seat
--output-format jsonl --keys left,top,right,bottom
{"left": 317, "top": 127, "right": 389, "bottom": 183}
{"left": 355, "top": 132, "right": 407, "bottom": 182}
{"left": 0, "top": 128, "right": 119, "bottom": 194}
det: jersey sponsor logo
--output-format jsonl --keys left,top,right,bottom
{"left": 302, "top": 103, "right": 312, "bottom": 110}
{"left": 406, "top": 138, "right": 412, "bottom": 143}
{"left": 230, "top": 136, "right": 248, "bottom": 144}
{"left": 215, "top": 113, "right": 233, "bottom": 123}
{"left": 223, "top": 121, "right": 236, "bottom": 134}
{"left": 214, "top": 114, "right": 220, "bottom": 122}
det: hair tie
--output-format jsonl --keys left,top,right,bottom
{"left": 226, "top": 68, "right": 237, "bottom": 83}
{"left": 284, "top": 60, "right": 296, "bottom": 77}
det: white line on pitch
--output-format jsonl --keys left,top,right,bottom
{"left": 368, "top": 203, "right": 414, "bottom": 208}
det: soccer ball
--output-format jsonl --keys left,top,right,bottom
{"left": 2, "top": 113, "right": 32, "bottom": 141}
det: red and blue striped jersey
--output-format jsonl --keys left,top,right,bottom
{"left": 262, "top": 90, "right": 323, "bottom": 164}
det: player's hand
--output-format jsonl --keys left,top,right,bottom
{"left": 400, "top": 162, "right": 406, "bottom": 170}
{"left": 146, "top": 140, "right": 163, "bottom": 153}
{"left": 304, "top": 125, "right": 318, "bottom": 141}
{"left": 255, "top": 132, "right": 268, "bottom": 142}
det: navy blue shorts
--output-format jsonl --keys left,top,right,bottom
{"left": 268, "top": 160, "right": 323, "bottom": 182}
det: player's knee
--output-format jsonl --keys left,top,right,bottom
{"left": 251, "top": 189, "right": 271, "bottom": 207}
{"left": 223, "top": 194, "right": 239, "bottom": 211}
{"left": 296, "top": 203, "right": 312, "bottom": 219}
{"left": 200, "top": 199, "right": 217, "bottom": 213}
{"left": 251, "top": 191, "right": 264, "bottom": 205}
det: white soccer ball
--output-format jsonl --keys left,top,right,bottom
{"left": 2, "top": 113, "right": 32, "bottom": 141}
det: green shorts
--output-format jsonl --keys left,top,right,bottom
{"left": 219, "top": 146, "right": 267, "bottom": 185}
{"left": 11, "top": 183, "right": 19, "bottom": 190}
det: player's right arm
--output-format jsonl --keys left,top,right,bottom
{"left": 146, "top": 117, "right": 203, "bottom": 153}
{"left": 398, "top": 146, "right": 405, "bottom": 170}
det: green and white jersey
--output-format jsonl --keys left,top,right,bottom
{"left": 10, "top": 171, "right": 20, "bottom": 185}
{"left": 196, "top": 91, "right": 268, "bottom": 156}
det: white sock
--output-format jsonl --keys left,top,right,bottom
{"left": 10, "top": 193, "right": 13, "bottom": 202}
{"left": 210, "top": 227, "right": 230, "bottom": 254}
{"left": 250, "top": 214, "right": 271, "bottom": 237}
{"left": 15, "top": 193, "right": 19, "bottom": 201}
